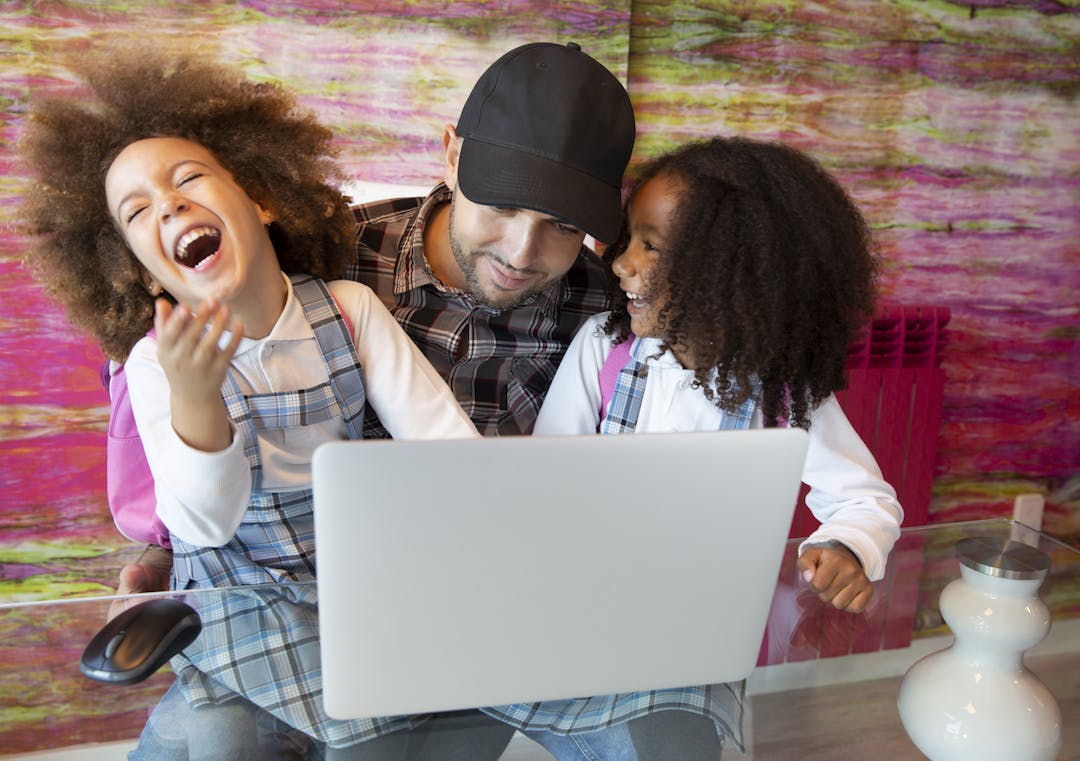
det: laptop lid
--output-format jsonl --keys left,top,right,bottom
{"left": 313, "top": 428, "right": 809, "bottom": 719}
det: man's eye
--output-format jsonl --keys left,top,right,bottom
{"left": 553, "top": 222, "right": 581, "bottom": 236}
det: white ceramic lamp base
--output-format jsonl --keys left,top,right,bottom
{"left": 897, "top": 537, "right": 1062, "bottom": 761}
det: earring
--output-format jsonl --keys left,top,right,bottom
{"left": 147, "top": 279, "right": 163, "bottom": 297}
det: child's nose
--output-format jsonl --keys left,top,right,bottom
{"left": 157, "top": 192, "right": 189, "bottom": 221}
{"left": 611, "top": 251, "right": 633, "bottom": 278}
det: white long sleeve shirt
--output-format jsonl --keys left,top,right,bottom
{"left": 126, "top": 275, "right": 478, "bottom": 546}
{"left": 534, "top": 313, "right": 903, "bottom": 581}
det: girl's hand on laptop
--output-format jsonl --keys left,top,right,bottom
{"left": 797, "top": 542, "right": 873, "bottom": 613}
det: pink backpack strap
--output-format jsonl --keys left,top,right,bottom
{"left": 598, "top": 336, "right": 633, "bottom": 421}
{"left": 332, "top": 294, "right": 354, "bottom": 340}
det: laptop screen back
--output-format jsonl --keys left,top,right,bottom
{"left": 313, "top": 429, "right": 808, "bottom": 718}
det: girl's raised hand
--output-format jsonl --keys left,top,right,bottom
{"left": 154, "top": 298, "right": 243, "bottom": 395}
{"left": 154, "top": 298, "right": 243, "bottom": 453}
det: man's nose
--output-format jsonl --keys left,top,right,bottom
{"left": 502, "top": 219, "right": 542, "bottom": 270}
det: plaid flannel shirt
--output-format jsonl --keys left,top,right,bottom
{"left": 346, "top": 184, "right": 613, "bottom": 437}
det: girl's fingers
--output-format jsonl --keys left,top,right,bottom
{"left": 201, "top": 302, "right": 232, "bottom": 348}
{"left": 155, "top": 301, "right": 196, "bottom": 352}
{"left": 200, "top": 306, "right": 243, "bottom": 366}
{"left": 186, "top": 299, "right": 218, "bottom": 342}
{"left": 153, "top": 297, "right": 171, "bottom": 328}
{"left": 222, "top": 318, "right": 244, "bottom": 360}
{"left": 157, "top": 299, "right": 240, "bottom": 366}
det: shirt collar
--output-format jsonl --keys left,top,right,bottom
{"left": 232, "top": 273, "right": 311, "bottom": 355}
{"left": 630, "top": 334, "right": 687, "bottom": 368}
{"left": 395, "top": 184, "right": 450, "bottom": 295}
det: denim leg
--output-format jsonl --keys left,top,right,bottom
{"left": 625, "top": 711, "right": 724, "bottom": 761}
{"left": 523, "top": 724, "right": 638, "bottom": 761}
{"left": 128, "top": 681, "right": 189, "bottom": 761}
{"left": 128, "top": 679, "right": 311, "bottom": 761}
{"left": 408, "top": 710, "right": 516, "bottom": 761}
{"left": 324, "top": 710, "right": 515, "bottom": 761}
{"left": 322, "top": 731, "right": 409, "bottom": 761}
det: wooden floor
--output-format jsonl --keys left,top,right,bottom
{"left": 498, "top": 648, "right": 1080, "bottom": 760}
{"left": 747, "top": 651, "right": 1079, "bottom": 761}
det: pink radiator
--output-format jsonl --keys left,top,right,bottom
{"left": 759, "top": 304, "right": 950, "bottom": 666}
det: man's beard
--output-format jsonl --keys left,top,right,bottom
{"left": 448, "top": 199, "right": 547, "bottom": 310}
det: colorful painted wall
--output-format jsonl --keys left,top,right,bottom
{"left": 1, "top": 0, "right": 1077, "bottom": 599}
{"left": 0, "top": 0, "right": 1077, "bottom": 753}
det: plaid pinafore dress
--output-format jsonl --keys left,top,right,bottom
{"left": 484, "top": 333, "right": 759, "bottom": 754}
{"left": 169, "top": 274, "right": 427, "bottom": 747}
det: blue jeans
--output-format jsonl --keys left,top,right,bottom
{"left": 523, "top": 711, "right": 724, "bottom": 761}
{"left": 627, "top": 711, "right": 724, "bottom": 761}
{"left": 130, "top": 681, "right": 514, "bottom": 761}
{"left": 129, "top": 680, "right": 313, "bottom": 760}
{"left": 523, "top": 723, "right": 637, "bottom": 761}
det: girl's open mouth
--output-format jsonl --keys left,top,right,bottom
{"left": 175, "top": 227, "right": 222, "bottom": 270}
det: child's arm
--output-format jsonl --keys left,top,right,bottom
{"left": 329, "top": 281, "right": 477, "bottom": 440}
{"left": 125, "top": 300, "right": 252, "bottom": 547}
{"left": 797, "top": 395, "right": 904, "bottom": 609}
{"left": 107, "top": 544, "right": 174, "bottom": 622}
{"left": 797, "top": 541, "right": 874, "bottom": 613}
{"left": 533, "top": 313, "right": 612, "bottom": 435}
{"left": 154, "top": 299, "right": 242, "bottom": 453}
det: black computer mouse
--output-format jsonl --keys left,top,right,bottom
{"left": 80, "top": 598, "right": 202, "bottom": 685}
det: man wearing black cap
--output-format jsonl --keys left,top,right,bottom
{"left": 338, "top": 46, "right": 643, "bottom": 759}
{"left": 350, "top": 40, "right": 636, "bottom": 438}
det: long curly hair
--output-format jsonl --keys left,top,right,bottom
{"left": 20, "top": 41, "right": 355, "bottom": 361}
{"left": 603, "top": 136, "right": 879, "bottom": 429}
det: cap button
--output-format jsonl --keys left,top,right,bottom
{"left": 566, "top": 42, "right": 581, "bottom": 51}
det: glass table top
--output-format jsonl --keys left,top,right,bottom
{"left": 0, "top": 518, "right": 1075, "bottom": 759}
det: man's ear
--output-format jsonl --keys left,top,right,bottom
{"left": 442, "top": 124, "right": 462, "bottom": 191}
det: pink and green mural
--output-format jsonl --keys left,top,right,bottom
{"left": 0, "top": 0, "right": 1077, "bottom": 753}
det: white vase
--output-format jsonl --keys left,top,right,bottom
{"left": 897, "top": 537, "right": 1062, "bottom": 761}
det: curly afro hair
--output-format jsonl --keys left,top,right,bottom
{"left": 20, "top": 41, "right": 355, "bottom": 361}
{"left": 603, "top": 136, "right": 879, "bottom": 429}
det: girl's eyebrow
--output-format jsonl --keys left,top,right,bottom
{"left": 631, "top": 218, "right": 668, "bottom": 241}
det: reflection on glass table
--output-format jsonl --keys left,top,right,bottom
{"left": 0, "top": 518, "right": 1076, "bottom": 760}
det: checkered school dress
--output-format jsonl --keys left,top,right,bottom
{"left": 169, "top": 274, "right": 428, "bottom": 747}
{"left": 483, "top": 334, "right": 758, "bottom": 754}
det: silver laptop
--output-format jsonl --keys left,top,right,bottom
{"left": 312, "top": 429, "right": 809, "bottom": 719}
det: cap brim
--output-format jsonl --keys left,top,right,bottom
{"left": 456, "top": 140, "right": 623, "bottom": 244}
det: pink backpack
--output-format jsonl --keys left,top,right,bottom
{"left": 104, "top": 360, "right": 170, "bottom": 547}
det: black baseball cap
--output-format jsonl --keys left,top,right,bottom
{"left": 455, "top": 42, "right": 636, "bottom": 244}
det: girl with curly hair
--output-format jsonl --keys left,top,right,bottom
{"left": 529, "top": 136, "right": 902, "bottom": 760}
{"left": 22, "top": 44, "right": 477, "bottom": 760}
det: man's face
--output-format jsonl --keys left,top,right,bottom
{"left": 447, "top": 188, "right": 586, "bottom": 309}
